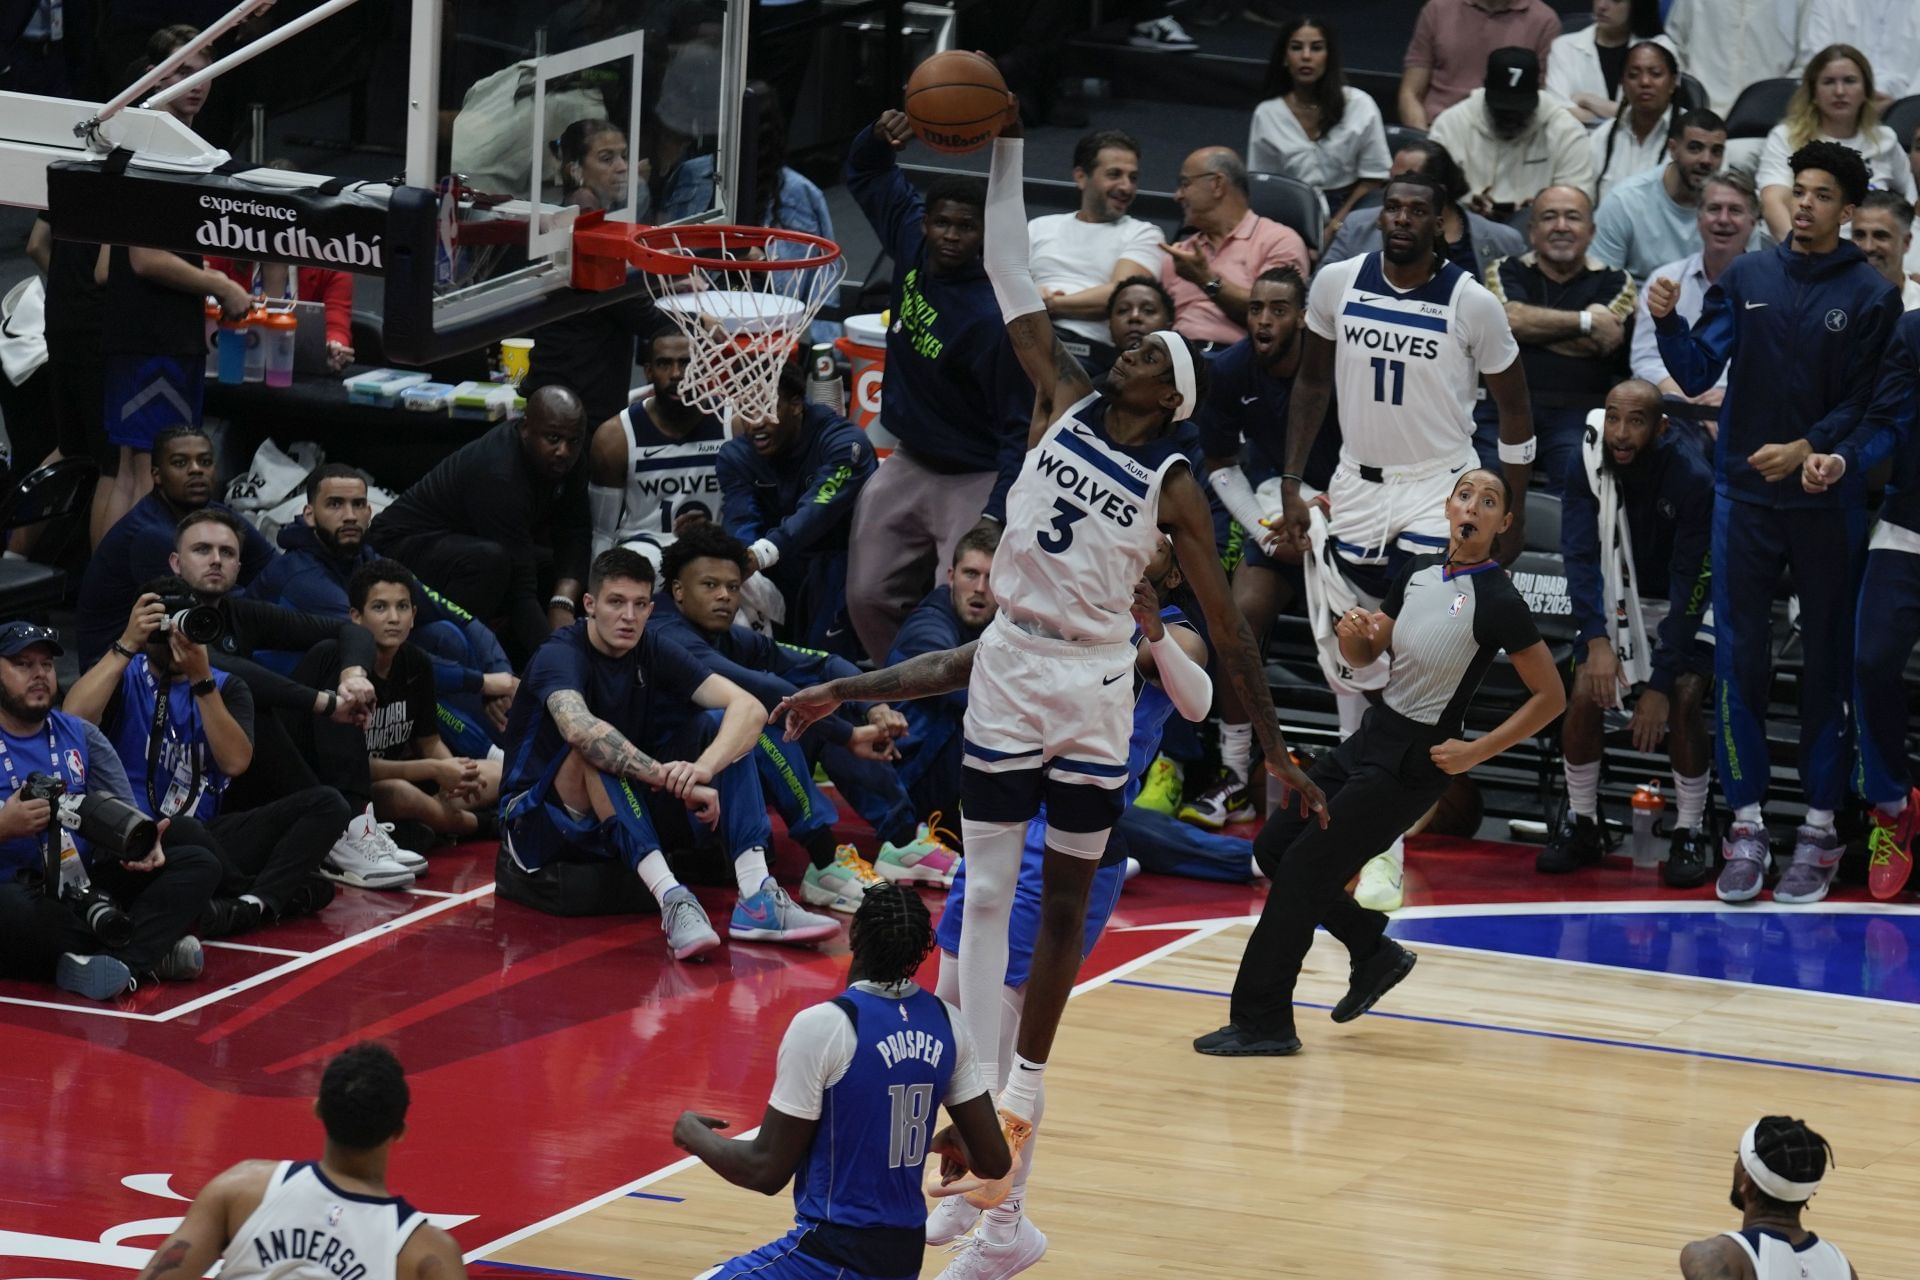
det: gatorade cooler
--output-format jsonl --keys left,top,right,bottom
{"left": 835, "top": 313, "right": 898, "bottom": 452}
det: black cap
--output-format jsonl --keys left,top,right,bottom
{"left": 0, "top": 621, "right": 63, "bottom": 658}
{"left": 1485, "top": 46, "right": 1541, "bottom": 114}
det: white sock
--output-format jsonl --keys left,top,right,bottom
{"left": 1734, "top": 804, "right": 1763, "bottom": 827}
{"left": 1564, "top": 760, "right": 1601, "bottom": 820}
{"left": 1803, "top": 808, "right": 1835, "bottom": 832}
{"left": 637, "top": 850, "right": 681, "bottom": 902}
{"left": 1674, "top": 771, "right": 1709, "bottom": 831}
{"left": 1218, "top": 721, "right": 1252, "bottom": 784}
{"left": 1, "top": 550, "right": 23, "bottom": 561}
{"left": 1881, "top": 795, "right": 1909, "bottom": 818}
{"left": 1000, "top": 1050, "right": 1046, "bottom": 1120}
{"left": 1336, "top": 691, "right": 1367, "bottom": 739}
{"left": 957, "top": 817, "right": 1025, "bottom": 1088}
{"left": 733, "top": 847, "right": 772, "bottom": 899}
{"left": 980, "top": 1079, "right": 1044, "bottom": 1246}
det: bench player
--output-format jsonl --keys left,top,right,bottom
{"left": 587, "top": 333, "right": 727, "bottom": 562}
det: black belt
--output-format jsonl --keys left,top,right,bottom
{"left": 1357, "top": 465, "right": 1384, "bottom": 483}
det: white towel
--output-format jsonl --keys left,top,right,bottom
{"left": 1580, "top": 409, "right": 1653, "bottom": 688}
{"left": 1304, "top": 502, "right": 1391, "bottom": 694}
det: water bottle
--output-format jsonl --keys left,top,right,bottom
{"left": 1630, "top": 780, "right": 1665, "bottom": 867}
{"left": 805, "top": 342, "right": 844, "bottom": 414}
{"left": 242, "top": 304, "right": 267, "bottom": 383}
{"left": 262, "top": 309, "right": 297, "bottom": 387}
{"left": 203, "top": 299, "right": 221, "bottom": 379}
{"left": 216, "top": 316, "right": 249, "bottom": 384}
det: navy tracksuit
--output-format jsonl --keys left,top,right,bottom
{"left": 1853, "top": 312, "right": 1920, "bottom": 809}
{"left": 1655, "top": 240, "right": 1901, "bottom": 811}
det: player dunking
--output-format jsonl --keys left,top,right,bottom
{"left": 1271, "top": 170, "right": 1535, "bottom": 910}
{"left": 778, "top": 106, "right": 1324, "bottom": 1206}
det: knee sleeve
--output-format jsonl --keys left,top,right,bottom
{"left": 1042, "top": 823, "right": 1109, "bottom": 860}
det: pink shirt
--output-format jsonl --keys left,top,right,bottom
{"left": 1160, "top": 211, "right": 1310, "bottom": 345}
{"left": 1404, "top": 0, "right": 1559, "bottom": 121}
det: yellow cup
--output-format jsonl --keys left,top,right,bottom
{"left": 500, "top": 337, "right": 535, "bottom": 384}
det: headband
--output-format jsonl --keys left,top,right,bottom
{"left": 1149, "top": 330, "right": 1197, "bottom": 422}
{"left": 1739, "top": 1122, "right": 1822, "bottom": 1202}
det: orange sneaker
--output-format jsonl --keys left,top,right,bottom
{"left": 1867, "top": 792, "right": 1919, "bottom": 900}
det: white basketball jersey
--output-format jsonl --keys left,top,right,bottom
{"left": 1305, "top": 252, "right": 1519, "bottom": 467}
{"left": 219, "top": 1161, "right": 428, "bottom": 1280}
{"left": 611, "top": 402, "right": 726, "bottom": 544}
{"left": 991, "top": 393, "right": 1189, "bottom": 644}
{"left": 1720, "top": 1229, "right": 1851, "bottom": 1280}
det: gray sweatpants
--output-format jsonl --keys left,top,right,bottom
{"left": 846, "top": 448, "right": 997, "bottom": 660}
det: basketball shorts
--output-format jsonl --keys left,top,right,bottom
{"left": 500, "top": 762, "right": 660, "bottom": 875}
{"left": 935, "top": 815, "right": 1127, "bottom": 986}
{"left": 1323, "top": 448, "right": 1475, "bottom": 589}
{"left": 694, "top": 1227, "right": 901, "bottom": 1280}
{"left": 104, "top": 353, "right": 203, "bottom": 451}
{"left": 960, "top": 614, "right": 1134, "bottom": 841}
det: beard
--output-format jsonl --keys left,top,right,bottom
{"left": 0, "top": 682, "right": 52, "bottom": 723}
{"left": 314, "top": 524, "right": 362, "bottom": 556}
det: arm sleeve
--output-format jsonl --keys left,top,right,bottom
{"left": 1557, "top": 458, "right": 1610, "bottom": 649}
{"left": 843, "top": 124, "right": 926, "bottom": 264}
{"left": 766, "top": 1003, "right": 857, "bottom": 1120}
{"left": 940, "top": 998, "right": 988, "bottom": 1106}
{"left": 218, "top": 673, "right": 257, "bottom": 743}
{"left": 1207, "top": 465, "right": 1272, "bottom": 538}
{"left": 1145, "top": 631, "right": 1213, "bottom": 721}
{"left": 1649, "top": 469, "right": 1713, "bottom": 694}
{"left": 1654, "top": 279, "right": 1736, "bottom": 394}
{"left": 80, "top": 721, "right": 134, "bottom": 803}
{"left": 715, "top": 448, "right": 766, "bottom": 544}
{"left": 983, "top": 138, "right": 1045, "bottom": 323}
{"left": 766, "top": 432, "right": 871, "bottom": 558}
{"left": 1812, "top": 290, "right": 1904, "bottom": 461}
{"left": 981, "top": 332, "right": 1038, "bottom": 524}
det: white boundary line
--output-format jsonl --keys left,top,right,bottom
{"left": 202, "top": 940, "right": 309, "bottom": 958}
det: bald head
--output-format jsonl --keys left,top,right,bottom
{"left": 527, "top": 384, "right": 585, "bottom": 429}
{"left": 1601, "top": 378, "right": 1667, "bottom": 467}
{"left": 1177, "top": 146, "right": 1248, "bottom": 232}
{"left": 518, "top": 384, "right": 587, "bottom": 481}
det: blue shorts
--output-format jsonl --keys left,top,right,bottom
{"left": 500, "top": 764, "right": 660, "bottom": 874}
{"left": 104, "top": 353, "right": 203, "bottom": 450}
{"left": 695, "top": 1228, "right": 901, "bottom": 1280}
{"left": 935, "top": 815, "right": 1126, "bottom": 987}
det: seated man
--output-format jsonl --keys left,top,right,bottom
{"left": 248, "top": 463, "right": 518, "bottom": 755}
{"left": 499, "top": 547, "right": 840, "bottom": 960}
{"left": 1484, "top": 185, "right": 1636, "bottom": 486}
{"left": 715, "top": 360, "right": 875, "bottom": 653}
{"left": 1541, "top": 380, "right": 1716, "bottom": 886}
{"left": 1161, "top": 146, "right": 1309, "bottom": 350}
{"left": 887, "top": 525, "right": 1000, "bottom": 829}
{"left": 64, "top": 584, "right": 348, "bottom": 938}
{"left": 653, "top": 526, "right": 956, "bottom": 913}
{"left": 587, "top": 333, "right": 727, "bottom": 563}
{"left": 1029, "top": 129, "right": 1165, "bottom": 368}
{"left": 1322, "top": 138, "right": 1525, "bottom": 280}
{"left": 1851, "top": 191, "right": 1920, "bottom": 312}
{"left": 297, "top": 562, "right": 502, "bottom": 849}
{"left": 73, "top": 425, "right": 277, "bottom": 668}
{"left": 1427, "top": 48, "right": 1595, "bottom": 219}
{"left": 0, "top": 622, "right": 218, "bottom": 999}
{"left": 1591, "top": 110, "right": 1731, "bottom": 282}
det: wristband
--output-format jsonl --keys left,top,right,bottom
{"left": 111, "top": 641, "right": 138, "bottom": 661}
{"left": 548, "top": 595, "right": 577, "bottom": 613}
{"left": 748, "top": 537, "right": 782, "bottom": 572}
{"left": 324, "top": 690, "right": 338, "bottom": 716}
{"left": 1578, "top": 310, "right": 1593, "bottom": 337}
{"left": 1280, "top": 473, "right": 1306, "bottom": 485}
{"left": 1497, "top": 436, "right": 1537, "bottom": 464}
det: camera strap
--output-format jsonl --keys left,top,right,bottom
{"left": 0, "top": 721, "right": 72, "bottom": 893}
{"left": 142, "top": 665, "right": 204, "bottom": 821}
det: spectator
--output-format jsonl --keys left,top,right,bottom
{"left": 658, "top": 81, "right": 832, "bottom": 253}
{"left": 73, "top": 425, "right": 277, "bottom": 669}
{"left": 1548, "top": 0, "right": 1674, "bottom": 125}
{"left": 1161, "top": 146, "right": 1310, "bottom": 348}
{"left": 1590, "top": 42, "right": 1684, "bottom": 205}
{"left": 1248, "top": 17, "right": 1391, "bottom": 248}
{"left": 714, "top": 361, "right": 875, "bottom": 652}
{"left": 498, "top": 547, "right": 839, "bottom": 960}
{"left": 554, "top": 117, "right": 633, "bottom": 212}
{"left": 1484, "top": 185, "right": 1637, "bottom": 484}
{"left": 653, "top": 527, "right": 956, "bottom": 909}
{"left": 1664, "top": 0, "right": 1802, "bottom": 115}
{"left": 63, "top": 584, "right": 349, "bottom": 938}
{"left": 1540, "top": 380, "right": 1716, "bottom": 884}
{"left": 1027, "top": 129, "right": 1164, "bottom": 367}
{"left": 1653, "top": 140, "right": 1902, "bottom": 905}
{"left": 1398, "top": 0, "right": 1560, "bottom": 130}
{"left": 1796, "top": 0, "right": 1920, "bottom": 102}
{"left": 23, "top": 212, "right": 113, "bottom": 544}
{"left": 1630, "top": 170, "right": 1760, "bottom": 422}
{"left": 1100, "top": 274, "right": 1177, "bottom": 369}
{"left": 0, "top": 621, "right": 218, "bottom": 1000}
{"left": 368, "top": 385, "right": 592, "bottom": 664}
{"left": 1592, "top": 108, "right": 1731, "bottom": 278}
{"left": 841, "top": 111, "right": 1031, "bottom": 661}
{"left": 1850, "top": 192, "right": 1920, "bottom": 310}
{"left": 587, "top": 334, "right": 725, "bottom": 561}
{"left": 887, "top": 525, "right": 999, "bottom": 829}
{"left": 1430, "top": 48, "right": 1597, "bottom": 217}
{"left": 1322, "top": 138, "right": 1528, "bottom": 277}
{"left": 1757, "top": 45, "right": 1916, "bottom": 243}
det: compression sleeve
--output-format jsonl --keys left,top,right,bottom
{"left": 589, "top": 483, "right": 624, "bottom": 558}
{"left": 1206, "top": 465, "right": 1271, "bottom": 539}
{"left": 1147, "top": 630, "right": 1214, "bottom": 722}
{"left": 984, "top": 138, "right": 1046, "bottom": 324}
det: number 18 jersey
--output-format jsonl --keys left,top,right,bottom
{"left": 991, "top": 393, "right": 1190, "bottom": 645}
{"left": 1306, "top": 252, "right": 1519, "bottom": 467}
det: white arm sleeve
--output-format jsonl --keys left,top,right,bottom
{"left": 1206, "top": 464, "right": 1272, "bottom": 539}
{"left": 588, "top": 483, "right": 624, "bottom": 558}
{"left": 1146, "top": 629, "right": 1214, "bottom": 722}
{"left": 767, "top": 1003, "right": 858, "bottom": 1120}
{"left": 984, "top": 138, "right": 1047, "bottom": 324}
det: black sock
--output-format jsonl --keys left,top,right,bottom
{"left": 801, "top": 830, "right": 839, "bottom": 870}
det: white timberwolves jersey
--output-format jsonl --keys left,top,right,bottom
{"left": 991, "top": 394, "right": 1189, "bottom": 644}
{"left": 1720, "top": 1229, "right": 1852, "bottom": 1280}
{"left": 219, "top": 1161, "right": 428, "bottom": 1280}
{"left": 1306, "top": 253, "right": 1519, "bottom": 466}
{"left": 610, "top": 402, "right": 726, "bottom": 545}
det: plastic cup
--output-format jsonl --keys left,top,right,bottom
{"left": 500, "top": 337, "right": 535, "bottom": 385}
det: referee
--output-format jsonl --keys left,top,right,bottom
{"left": 1197, "top": 469, "right": 1565, "bottom": 1056}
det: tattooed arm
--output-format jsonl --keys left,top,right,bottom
{"left": 1677, "top": 1237, "right": 1754, "bottom": 1280}
{"left": 771, "top": 642, "right": 980, "bottom": 739}
{"left": 135, "top": 1160, "right": 277, "bottom": 1280}
{"left": 546, "top": 689, "right": 667, "bottom": 786}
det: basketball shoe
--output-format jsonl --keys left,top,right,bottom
{"left": 1353, "top": 842, "right": 1405, "bottom": 912}
{"left": 322, "top": 806, "right": 416, "bottom": 889}
{"left": 1773, "top": 825, "right": 1843, "bottom": 904}
{"left": 1132, "top": 756, "right": 1182, "bottom": 815}
{"left": 729, "top": 879, "right": 841, "bottom": 946}
{"left": 934, "top": 1220, "right": 1048, "bottom": 1280}
{"left": 660, "top": 886, "right": 722, "bottom": 960}
{"left": 1178, "top": 774, "right": 1252, "bottom": 829}
{"left": 802, "top": 845, "right": 885, "bottom": 913}
{"left": 1716, "top": 823, "right": 1771, "bottom": 902}
{"left": 1866, "top": 791, "right": 1919, "bottom": 899}
{"left": 927, "top": 1195, "right": 983, "bottom": 1246}
{"left": 876, "top": 818, "right": 959, "bottom": 887}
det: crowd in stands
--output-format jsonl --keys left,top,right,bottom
{"left": 8, "top": 0, "right": 1920, "bottom": 1004}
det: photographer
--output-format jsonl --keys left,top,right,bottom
{"left": 63, "top": 585, "right": 347, "bottom": 939}
{"left": 0, "top": 622, "right": 219, "bottom": 1000}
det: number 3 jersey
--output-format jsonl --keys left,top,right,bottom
{"left": 599, "top": 401, "right": 727, "bottom": 550}
{"left": 992, "top": 393, "right": 1190, "bottom": 645}
{"left": 1306, "top": 252, "right": 1518, "bottom": 467}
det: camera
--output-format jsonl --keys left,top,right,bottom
{"left": 62, "top": 884, "right": 134, "bottom": 949}
{"left": 23, "top": 773, "right": 160, "bottom": 860}
{"left": 156, "top": 593, "right": 223, "bottom": 645}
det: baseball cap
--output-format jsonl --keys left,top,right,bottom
{"left": 0, "top": 621, "right": 64, "bottom": 658}
{"left": 1485, "top": 47, "right": 1541, "bottom": 114}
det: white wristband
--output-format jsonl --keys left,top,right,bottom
{"left": 1579, "top": 309, "right": 1593, "bottom": 337}
{"left": 748, "top": 537, "right": 781, "bottom": 572}
{"left": 1497, "top": 436, "right": 1537, "bottom": 464}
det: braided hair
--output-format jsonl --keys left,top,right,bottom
{"left": 849, "top": 883, "right": 935, "bottom": 986}
{"left": 1748, "top": 1115, "right": 1835, "bottom": 1211}
{"left": 1596, "top": 42, "right": 1680, "bottom": 198}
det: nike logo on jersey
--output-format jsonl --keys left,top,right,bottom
{"left": 1355, "top": 293, "right": 1390, "bottom": 304}
{"left": 1744, "top": 301, "right": 1767, "bottom": 310}
{"left": 1102, "top": 672, "right": 1126, "bottom": 685}
{"left": 1239, "top": 395, "right": 1260, "bottom": 405}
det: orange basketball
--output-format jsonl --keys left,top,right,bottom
{"left": 904, "top": 50, "right": 1011, "bottom": 154}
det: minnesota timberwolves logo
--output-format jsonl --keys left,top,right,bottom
{"left": 1825, "top": 309, "right": 1848, "bottom": 332}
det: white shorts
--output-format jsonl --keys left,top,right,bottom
{"left": 960, "top": 614, "right": 1134, "bottom": 838}
{"left": 1323, "top": 448, "right": 1477, "bottom": 570}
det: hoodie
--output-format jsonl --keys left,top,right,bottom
{"left": 715, "top": 404, "right": 876, "bottom": 563}
{"left": 1428, "top": 88, "right": 1597, "bottom": 208}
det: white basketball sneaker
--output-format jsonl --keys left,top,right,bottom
{"left": 934, "top": 1219, "right": 1048, "bottom": 1280}
{"left": 1353, "top": 841, "right": 1405, "bottom": 912}
{"left": 926, "top": 1195, "right": 982, "bottom": 1246}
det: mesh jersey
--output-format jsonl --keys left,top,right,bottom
{"left": 218, "top": 1161, "right": 427, "bottom": 1280}
{"left": 608, "top": 402, "right": 726, "bottom": 545}
{"left": 1306, "top": 252, "right": 1519, "bottom": 467}
{"left": 1720, "top": 1228, "right": 1852, "bottom": 1280}
{"left": 991, "top": 393, "right": 1190, "bottom": 644}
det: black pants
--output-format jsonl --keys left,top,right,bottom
{"left": 379, "top": 531, "right": 552, "bottom": 664}
{"left": 0, "top": 841, "right": 221, "bottom": 978}
{"left": 1230, "top": 706, "right": 1451, "bottom": 1035}
{"left": 171, "top": 787, "right": 350, "bottom": 915}
{"left": 223, "top": 709, "right": 372, "bottom": 818}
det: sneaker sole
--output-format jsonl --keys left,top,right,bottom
{"left": 1332, "top": 947, "right": 1416, "bottom": 1023}
{"left": 730, "top": 922, "right": 842, "bottom": 945}
{"left": 1869, "top": 862, "right": 1915, "bottom": 900}
{"left": 875, "top": 860, "right": 953, "bottom": 888}
{"left": 925, "top": 1202, "right": 982, "bottom": 1246}
{"left": 1715, "top": 879, "right": 1765, "bottom": 903}
{"left": 799, "top": 882, "right": 861, "bottom": 913}
{"left": 1773, "top": 875, "right": 1839, "bottom": 905}
{"left": 1193, "top": 1034, "right": 1302, "bottom": 1056}
{"left": 669, "top": 931, "right": 723, "bottom": 961}
{"left": 320, "top": 864, "right": 416, "bottom": 890}
{"left": 1353, "top": 883, "right": 1405, "bottom": 913}
{"left": 1126, "top": 38, "right": 1197, "bottom": 50}
{"left": 1176, "top": 808, "right": 1227, "bottom": 831}
{"left": 56, "top": 954, "right": 131, "bottom": 1000}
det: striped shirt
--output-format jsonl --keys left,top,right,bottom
{"left": 1382, "top": 555, "right": 1541, "bottom": 732}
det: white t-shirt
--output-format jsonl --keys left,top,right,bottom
{"left": 1028, "top": 213, "right": 1165, "bottom": 344}
{"left": 768, "top": 982, "right": 987, "bottom": 1120}
{"left": 1245, "top": 86, "right": 1391, "bottom": 197}
{"left": 1664, "top": 0, "right": 1801, "bottom": 114}
{"left": 1305, "top": 253, "right": 1519, "bottom": 466}
{"left": 1755, "top": 123, "right": 1917, "bottom": 202}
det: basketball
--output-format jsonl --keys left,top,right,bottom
{"left": 903, "top": 50, "right": 1011, "bottom": 154}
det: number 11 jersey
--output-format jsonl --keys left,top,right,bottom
{"left": 1307, "top": 252, "right": 1519, "bottom": 467}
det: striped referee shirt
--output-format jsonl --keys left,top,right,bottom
{"left": 1382, "top": 555, "right": 1542, "bottom": 735}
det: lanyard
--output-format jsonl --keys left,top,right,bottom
{"left": 0, "top": 721, "right": 61, "bottom": 795}
{"left": 141, "top": 664, "right": 205, "bottom": 820}
{"left": 0, "top": 720, "right": 65, "bottom": 890}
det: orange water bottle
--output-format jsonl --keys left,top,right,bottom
{"left": 1630, "top": 781, "right": 1664, "bottom": 867}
